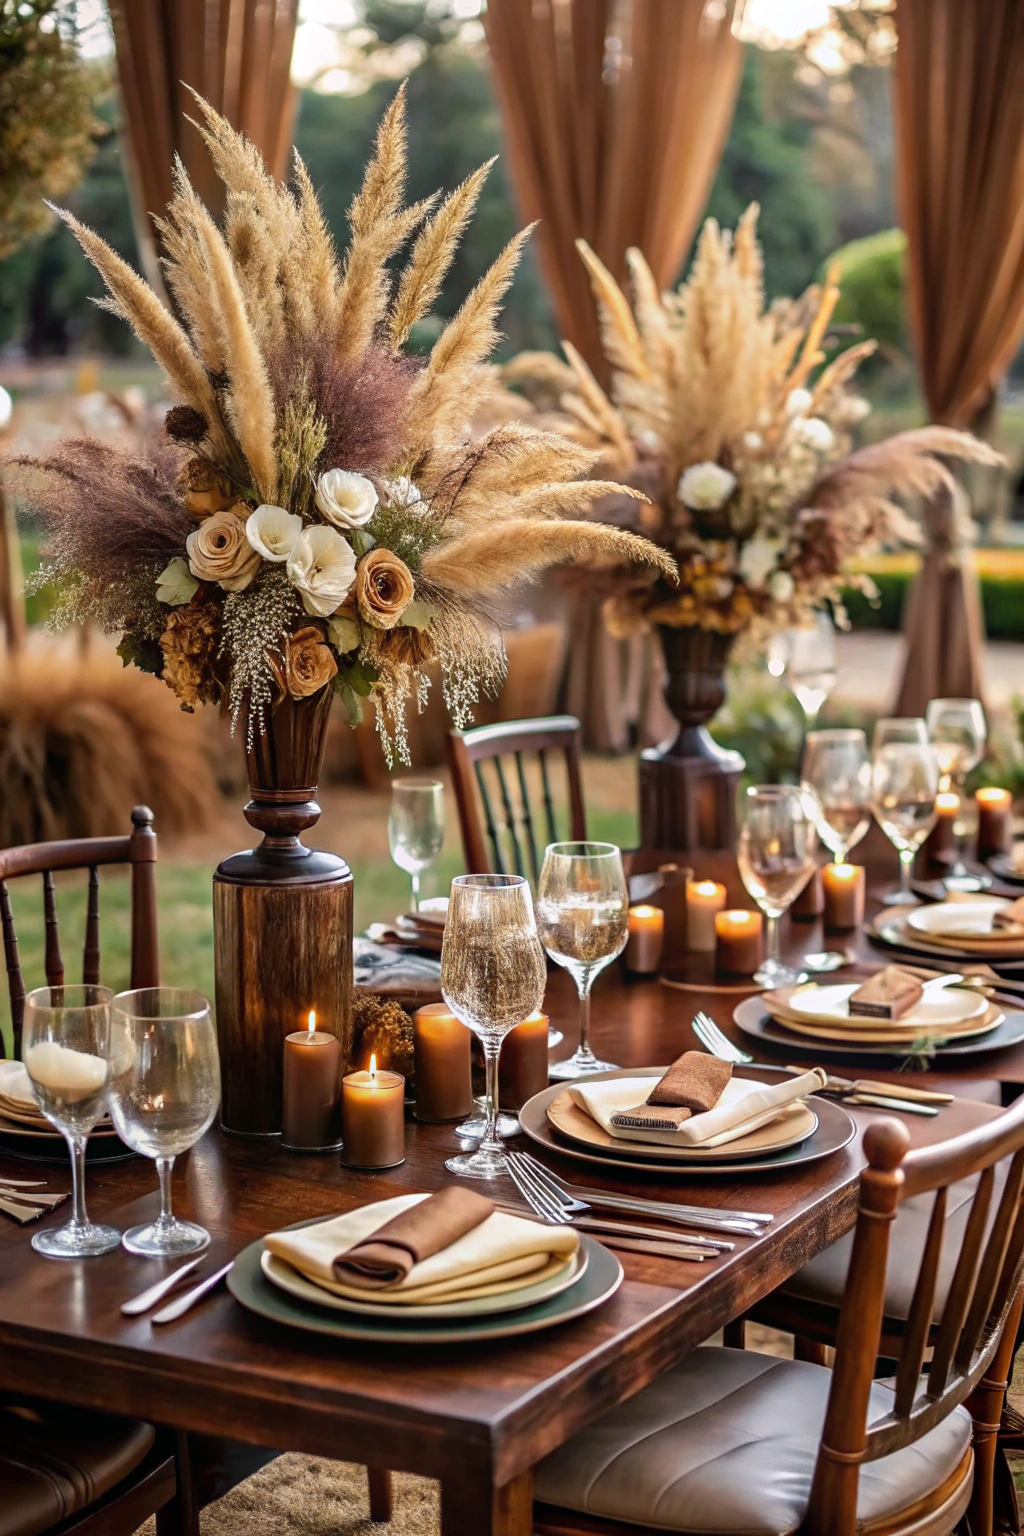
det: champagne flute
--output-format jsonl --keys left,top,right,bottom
{"left": 801, "top": 728, "right": 872, "bottom": 864}
{"left": 107, "top": 989, "right": 220, "bottom": 1256}
{"left": 871, "top": 718, "right": 939, "bottom": 905}
{"left": 537, "top": 842, "right": 629, "bottom": 1081}
{"left": 388, "top": 777, "right": 445, "bottom": 912}
{"left": 737, "top": 786, "right": 817, "bottom": 988}
{"left": 22, "top": 984, "right": 120, "bottom": 1258}
{"left": 441, "top": 875, "right": 546, "bottom": 1179}
{"left": 926, "top": 697, "right": 988, "bottom": 890}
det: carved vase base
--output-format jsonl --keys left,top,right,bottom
{"left": 639, "top": 726, "right": 744, "bottom": 853}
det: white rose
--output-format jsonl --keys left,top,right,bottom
{"left": 382, "top": 475, "right": 422, "bottom": 508}
{"left": 769, "top": 569, "right": 795, "bottom": 602}
{"left": 786, "top": 387, "right": 813, "bottom": 418}
{"left": 738, "top": 535, "right": 784, "bottom": 590}
{"left": 796, "top": 417, "right": 834, "bottom": 452}
{"left": 314, "top": 468, "right": 378, "bottom": 529}
{"left": 677, "top": 461, "right": 737, "bottom": 512}
{"left": 246, "top": 504, "right": 302, "bottom": 563}
{"left": 287, "top": 525, "right": 357, "bottom": 617}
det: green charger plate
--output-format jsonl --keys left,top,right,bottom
{"left": 227, "top": 1233, "right": 622, "bottom": 1345}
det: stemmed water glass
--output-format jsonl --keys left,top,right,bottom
{"left": 388, "top": 777, "right": 445, "bottom": 912}
{"left": 737, "top": 786, "right": 818, "bottom": 988}
{"left": 441, "top": 875, "right": 547, "bottom": 1179}
{"left": 22, "top": 984, "right": 120, "bottom": 1258}
{"left": 926, "top": 698, "right": 988, "bottom": 890}
{"left": 107, "top": 989, "right": 221, "bottom": 1255}
{"left": 871, "top": 718, "right": 939, "bottom": 905}
{"left": 801, "top": 728, "right": 872, "bottom": 864}
{"left": 537, "top": 842, "right": 629, "bottom": 1081}
{"left": 767, "top": 612, "right": 838, "bottom": 730}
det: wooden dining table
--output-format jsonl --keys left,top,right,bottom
{"left": 0, "top": 931, "right": 1008, "bottom": 1536}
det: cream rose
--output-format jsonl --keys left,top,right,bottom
{"left": 678, "top": 461, "right": 737, "bottom": 512}
{"left": 355, "top": 547, "right": 415, "bottom": 630}
{"left": 286, "top": 525, "right": 357, "bottom": 616}
{"left": 738, "top": 535, "right": 784, "bottom": 591}
{"left": 246, "top": 503, "right": 302, "bottom": 563}
{"left": 796, "top": 417, "right": 834, "bottom": 452}
{"left": 186, "top": 508, "right": 260, "bottom": 592}
{"left": 315, "top": 469, "right": 378, "bottom": 529}
{"left": 768, "top": 569, "right": 795, "bottom": 602}
{"left": 271, "top": 625, "right": 338, "bottom": 700}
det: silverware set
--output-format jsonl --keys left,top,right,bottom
{"left": 0, "top": 1177, "right": 69, "bottom": 1225}
{"left": 121, "top": 1257, "right": 233, "bottom": 1323}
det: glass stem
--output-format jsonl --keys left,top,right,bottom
{"left": 899, "top": 848, "right": 915, "bottom": 897}
{"left": 577, "top": 976, "right": 595, "bottom": 1060}
{"left": 156, "top": 1155, "right": 175, "bottom": 1228}
{"left": 479, "top": 1040, "right": 503, "bottom": 1155}
{"left": 69, "top": 1134, "right": 88, "bottom": 1229}
{"left": 766, "top": 914, "right": 780, "bottom": 965}
{"left": 410, "top": 873, "right": 420, "bottom": 913}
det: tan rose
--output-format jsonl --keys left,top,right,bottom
{"left": 355, "top": 548, "right": 415, "bottom": 630}
{"left": 186, "top": 508, "right": 260, "bottom": 592}
{"left": 179, "top": 457, "right": 236, "bottom": 517}
{"left": 269, "top": 625, "right": 338, "bottom": 700}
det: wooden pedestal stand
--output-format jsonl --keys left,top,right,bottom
{"left": 213, "top": 689, "right": 353, "bottom": 1137}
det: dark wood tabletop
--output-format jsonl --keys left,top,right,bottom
{"left": 0, "top": 953, "right": 1003, "bottom": 1536}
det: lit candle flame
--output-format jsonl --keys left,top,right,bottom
{"left": 307, "top": 1009, "right": 316, "bottom": 1038}
{"left": 369, "top": 1052, "right": 377, "bottom": 1082}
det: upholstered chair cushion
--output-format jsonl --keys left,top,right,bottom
{"left": 0, "top": 1395, "right": 155, "bottom": 1536}
{"left": 534, "top": 1347, "right": 972, "bottom": 1535}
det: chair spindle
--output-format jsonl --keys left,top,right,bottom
{"left": 956, "top": 1150, "right": 1024, "bottom": 1374}
{"left": 928, "top": 1164, "right": 995, "bottom": 1396}
{"left": 83, "top": 866, "right": 101, "bottom": 986}
{"left": 42, "top": 870, "right": 65, "bottom": 990}
{"left": 514, "top": 751, "right": 541, "bottom": 884}
{"left": 893, "top": 1186, "right": 947, "bottom": 1416}
{"left": 493, "top": 757, "right": 526, "bottom": 878}
{"left": 474, "top": 761, "right": 505, "bottom": 876}
{"left": 0, "top": 880, "right": 24, "bottom": 1060}
{"left": 538, "top": 749, "right": 558, "bottom": 847}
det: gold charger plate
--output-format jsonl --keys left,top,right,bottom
{"left": 868, "top": 910, "right": 1024, "bottom": 963}
{"left": 763, "top": 1002, "right": 1003, "bottom": 1046}
{"left": 546, "top": 1088, "right": 817, "bottom": 1163}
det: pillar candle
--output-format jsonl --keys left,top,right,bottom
{"left": 791, "top": 867, "right": 824, "bottom": 920}
{"left": 715, "top": 910, "right": 764, "bottom": 975}
{"left": 686, "top": 880, "right": 727, "bottom": 952}
{"left": 341, "top": 1055, "right": 406, "bottom": 1168}
{"left": 976, "top": 787, "right": 1013, "bottom": 862}
{"left": 624, "top": 905, "right": 665, "bottom": 974}
{"left": 282, "top": 1011, "right": 342, "bottom": 1151}
{"left": 821, "top": 862, "right": 865, "bottom": 931}
{"left": 925, "top": 791, "right": 960, "bottom": 866}
{"left": 499, "top": 1011, "right": 550, "bottom": 1111}
{"left": 413, "top": 1004, "right": 473, "bottom": 1123}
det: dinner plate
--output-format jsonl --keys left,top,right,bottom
{"left": 546, "top": 1087, "right": 818, "bottom": 1163}
{"left": 907, "top": 899, "right": 1012, "bottom": 939}
{"left": 519, "top": 1068, "right": 856, "bottom": 1177}
{"left": 868, "top": 913, "right": 1024, "bottom": 965}
{"left": 261, "top": 1244, "right": 588, "bottom": 1320}
{"left": 735, "top": 995, "right": 1024, "bottom": 1062}
{"left": 228, "top": 1233, "right": 622, "bottom": 1344}
{"left": 987, "top": 852, "right": 1024, "bottom": 887}
{"left": 783, "top": 981, "right": 986, "bottom": 1029}
{"left": 763, "top": 1006, "right": 1001, "bottom": 1047}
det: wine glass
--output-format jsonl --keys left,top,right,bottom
{"left": 767, "top": 613, "right": 838, "bottom": 729}
{"left": 388, "top": 777, "right": 445, "bottom": 911}
{"left": 926, "top": 697, "right": 988, "bottom": 890}
{"left": 22, "top": 984, "right": 120, "bottom": 1258}
{"left": 537, "top": 842, "right": 629, "bottom": 1081}
{"left": 107, "top": 989, "right": 221, "bottom": 1255}
{"left": 871, "top": 718, "right": 939, "bottom": 905}
{"left": 737, "top": 786, "right": 818, "bottom": 988}
{"left": 801, "top": 728, "right": 872, "bottom": 863}
{"left": 441, "top": 875, "right": 547, "bottom": 1179}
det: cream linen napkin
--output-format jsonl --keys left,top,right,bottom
{"left": 264, "top": 1193, "right": 579, "bottom": 1305}
{"left": 0, "top": 1061, "right": 36, "bottom": 1106}
{"left": 569, "top": 1069, "right": 826, "bottom": 1149}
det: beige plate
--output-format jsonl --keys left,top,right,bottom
{"left": 868, "top": 910, "right": 1024, "bottom": 963}
{"left": 546, "top": 1091, "right": 817, "bottom": 1163}
{"left": 0, "top": 1110, "right": 118, "bottom": 1140}
{"left": 766, "top": 983, "right": 987, "bottom": 1030}
{"left": 764, "top": 1002, "right": 1003, "bottom": 1046}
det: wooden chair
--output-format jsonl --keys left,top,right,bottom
{"left": 532, "top": 1101, "right": 1024, "bottom": 1536}
{"left": 447, "top": 715, "right": 586, "bottom": 879}
{"left": 0, "top": 805, "right": 158, "bottom": 1059}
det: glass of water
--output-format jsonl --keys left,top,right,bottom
{"left": 107, "top": 988, "right": 220, "bottom": 1257}
{"left": 22, "top": 984, "right": 119, "bottom": 1258}
{"left": 389, "top": 777, "right": 445, "bottom": 911}
{"left": 871, "top": 718, "right": 939, "bottom": 905}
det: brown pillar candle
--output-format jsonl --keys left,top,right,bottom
{"left": 686, "top": 880, "right": 727, "bottom": 951}
{"left": 976, "top": 787, "right": 1013, "bottom": 862}
{"left": 821, "top": 861, "right": 865, "bottom": 930}
{"left": 624, "top": 905, "right": 665, "bottom": 974}
{"left": 791, "top": 867, "right": 824, "bottom": 919}
{"left": 413, "top": 1004, "right": 473, "bottom": 1123}
{"left": 925, "top": 791, "right": 960, "bottom": 866}
{"left": 498, "top": 1011, "right": 550, "bottom": 1111}
{"left": 282, "top": 1011, "right": 342, "bottom": 1151}
{"left": 715, "top": 910, "right": 764, "bottom": 975}
{"left": 341, "top": 1055, "right": 406, "bottom": 1168}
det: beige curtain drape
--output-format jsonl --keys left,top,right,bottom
{"left": 107, "top": 0, "right": 298, "bottom": 293}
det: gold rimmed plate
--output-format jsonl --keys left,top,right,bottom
{"left": 735, "top": 995, "right": 1024, "bottom": 1062}
{"left": 546, "top": 1086, "right": 817, "bottom": 1163}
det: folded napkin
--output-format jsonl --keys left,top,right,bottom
{"left": 333, "top": 1186, "right": 493, "bottom": 1289}
{"left": 571, "top": 1069, "right": 826, "bottom": 1149}
{"left": 264, "top": 1192, "right": 579, "bottom": 1305}
{"left": 0, "top": 1061, "right": 36, "bottom": 1108}
{"left": 611, "top": 1051, "right": 731, "bottom": 1131}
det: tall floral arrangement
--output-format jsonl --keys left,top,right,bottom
{"left": 11, "top": 87, "right": 671, "bottom": 761}
{"left": 504, "top": 205, "right": 999, "bottom": 642}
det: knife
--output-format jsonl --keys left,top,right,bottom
{"left": 845, "top": 1093, "right": 938, "bottom": 1117}
{"left": 151, "top": 1261, "right": 233, "bottom": 1324}
{"left": 121, "top": 1256, "right": 203, "bottom": 1316}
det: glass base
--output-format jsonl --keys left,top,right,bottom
{"left": 456, "top": 1113, "right": 520, "bottom": 1139}
{"left": 121, "top": 1217, "right": 210, "bottom": 1258}
{"left": 445, "top": 1147, "right": 509, "bottom": 1179}
{"left": 944, "top": 872, "right": 991, "bottom": 893}
{"left": 547, "top": 1027, "right": 564, "bottom": 1050}
{"left": 802, "top": 951, "right": 850, "bottom": 973}
{"left": 549, "top": 1050, "right": 619, "bottom": 1081}
{"left": 880, "top": 885, "right": 921, "bottom": 905}
{"left": 32, "top": 1219, "right": 121, "bottom": 1259}
{"left": 753, "top": 957, "right": 809, "bottom": 988}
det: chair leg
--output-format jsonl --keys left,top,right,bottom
{"left": 722, "top": 1317, "right": 746, "bottom": 1349}
{"left": 156, "top": 1432, "right": 200, "bottom": 1536}
{"left": 966, "top": 1290, "right": 1024, "bottom": 1536}
{"left": 368, "top": 1467, "right": 393, "bottom": 1523}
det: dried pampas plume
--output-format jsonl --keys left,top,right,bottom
{"left": 420, "top": 518, "right": 677, "bottom": 596}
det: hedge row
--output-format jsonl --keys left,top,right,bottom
{"left": 841, "top": 572, "right": 1024, "bottom": 641}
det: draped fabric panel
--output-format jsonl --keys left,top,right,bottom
{"left": 483, "top": 0, "right": 743, "bottom": 379}
{"left": 107, "top": 0, "right": 298, "bottom": 291}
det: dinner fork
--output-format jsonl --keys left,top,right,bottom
{"left": 507, "top": 1156, "right": 733, "bottom": 1250}
{"left": 692, "top": 1011, "right": 754, "bottom": 1064}
{"left": 511, "top": 1151, "right": 772, "bottom": 1233}
{"left": 505, "top": 1160, "right": 718, "bottom": 1261}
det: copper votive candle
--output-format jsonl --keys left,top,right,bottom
{"left": 282, "top": 1010, "right": 342, "bottom": 1151}
{"left": 821, "top": 862, "right": 865, "bottom": 930}
{"left": 499, "top": 1011, "right": 550, "bottom": 1111}
{"left": 791, "top": 867, "right": 824, "bottom": 920}
{"left": 341, "top": 1054, "right": 406, "bottom": 1168}
{"left": 413, "top": 1003, "right": 473, "bottom": 1123}
{"left": 686, "top": 880, "right": 727, "bottom": 952}
{"left": 624, "top": 904, "right": 665, "bottom": 974}
{"left": 976, "top": 787, "right": 1013, "bottom": 862}
{"left": 715, "top": 910, "right": 764, "bottom": 975}
{"left": 925, "top": 791, "right": 960, "bottom": 865}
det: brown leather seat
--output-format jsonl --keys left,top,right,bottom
{"left": 534, "top": 1347, "right": 973, "bottom": 1535}
{"left": 0, "top": 1396, "right": 156, "bottom": 1536}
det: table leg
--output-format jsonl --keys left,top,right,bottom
{"left": 441, "top": 1467, "right": 533, "bottom": 1535}
{"left": 367, "top": 1467, "right": 392, "bottom": 1522}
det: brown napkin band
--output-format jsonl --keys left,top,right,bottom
{"left": 333, "top": 1187, "right": 495, "bottom": 1289}
{"left": 645, "top": 1050, "right": 731, "bottom": 1112}
{"left": 610, "top": 1105, "right": 692, "bottom": 1131}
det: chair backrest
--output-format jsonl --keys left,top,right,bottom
{"left": 805, "top": 1098, "right": 1024, "bottom": 1535}
{"left": 447, "top": 716, "right": 586, "bottom": 881}
{"left": 0, "top": 806, "right": 159, "bottom": 1059}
